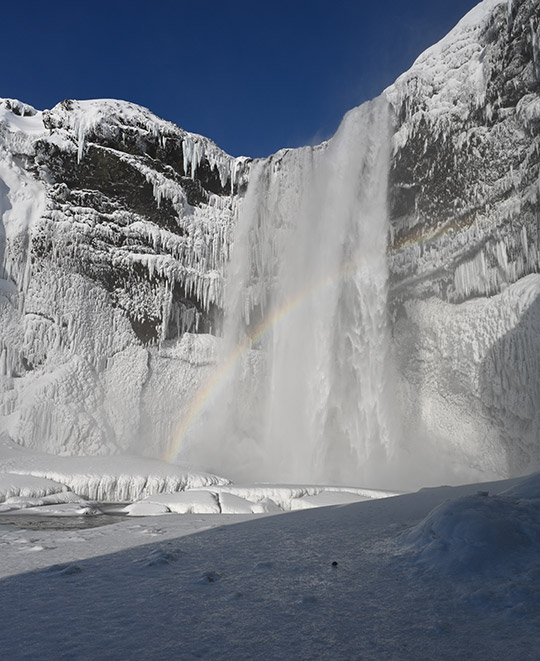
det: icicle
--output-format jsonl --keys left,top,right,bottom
{"left": 531, "top": 18, "right": 540, "bottom": 80}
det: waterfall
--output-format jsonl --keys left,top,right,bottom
{"left": 179, "top": 96, "right": 398, "bottom": 486}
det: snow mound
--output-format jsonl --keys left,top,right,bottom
{"left": 0, "top": 473, "right": 90, "bottom": 512}
{"left": 0, "top": 473, "right": 69, "bottom": 502}
{"left": 126, "top": 491, "right": 221, "bottom": 515}
{"left": 125, "top": 489, "right": 279, "bottom": 515}
{"left": 195, "top": 484, "right": 396, "bottom": 511}
{"left": 125, "top": 501, "right": 171, "bottom": 516}
{"left": 401, "top": 476, "right": 540, "bottom": 575}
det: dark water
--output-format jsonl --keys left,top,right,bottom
{"left": 0, "top": 504, "right": 130, "bottom": 531}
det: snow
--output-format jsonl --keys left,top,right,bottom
{"left": 399, "top": 472, "right": 540, "bottom": 620}
{"left": 1, "top": 501, "right": 96, "bottom": 516}
{"left": 0, "top": 99, "right": 44, "bottom": 135}
{"left": 0, "top": 473, "right": 537, "bottom": 659}
{"left": 288, "top": 490, "right": 369, "bottom": 510}
{"left": 123, "top": 500, "right": 171, "bottom": 516}
{"left": 127, "top": 490, "right": 222, "bottom": 515}
{"left": 401, "top": 488, "right": 540, "bottom": 575}
{"left": 0, "top": 435, "right": 229, "bottom": 502}
{"left": 387, "top": 0, "right": 507, "bottom": 124}
{"left": 125, "top": 483, "right": 392, "bottom": 515}
{"left": 0, "top": 473, "right": 69, "bottom": 502}
{"left": 394, "top": 273, "right": 540, "bottom": 481}
{"left": 502, "top": 470, "right": 540, "bottom": 499}
{"left": 0, "top": 438, "right": 395, "bottom": 517}
{"left": 413, "top": 0, "right": 506, "bottom": 59}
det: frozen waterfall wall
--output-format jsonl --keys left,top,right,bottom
{"left": 0, "top": 0, "right": 539, "bottom": 488}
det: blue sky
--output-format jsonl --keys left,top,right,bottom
{"left": 5, "top": 0, "right": 480, "bottom": 157}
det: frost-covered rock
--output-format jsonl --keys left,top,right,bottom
{"left": 387, "top": 0, "right": 540, "bottom": 302}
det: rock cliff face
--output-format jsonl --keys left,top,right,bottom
{"left": 0, "top": 0, "right": 539, "bottom": 483}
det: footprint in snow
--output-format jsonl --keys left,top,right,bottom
{"left": 199, "top": 571, "right": 221, "bottom": 584}
{"left": 43, "top": 563, "right": 83, "bottom": 576}
{"left": 145, "top": 548, "right": 182, "bottom": 567}
{"left": 140, "top": 528, "right": 165, "bottom": 536}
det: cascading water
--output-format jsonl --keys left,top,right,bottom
{"left": 179, "top": 96, "right": 398, "bottom": 486}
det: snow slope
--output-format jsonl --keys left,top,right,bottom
{"left": 0, "top": 473, "right": 537, "bottom": 659}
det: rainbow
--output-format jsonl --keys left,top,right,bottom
{"left": 162, "top": 259, "right": 376, "bottom": 463}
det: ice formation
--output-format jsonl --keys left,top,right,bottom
{"left": 124, "top": 483, "right": 396, "bottom": 516}
{"left": 0, "top": 434, "right": 228, "bottom": 502}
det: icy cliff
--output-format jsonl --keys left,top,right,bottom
{"left": 0, "top": 97, "right": 248, "bottom": 457}
{"left": 0, "top": 0, "right": 539, "bottom": 487}
{"left": 387, "top": 0, "right": 540, "bottom": 480}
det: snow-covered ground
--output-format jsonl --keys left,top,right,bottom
{"left": 0, "top": 472, "right": 538, "bottom": 659}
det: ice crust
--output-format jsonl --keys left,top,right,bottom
{"left": 0, "top": 473, "right": 69, "bottom": 502}
{"left": 0, "top": 437, "right": 394, "bottom": 513}
{"left": 393, "top": 274, "right": 540, "bottom": 479}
